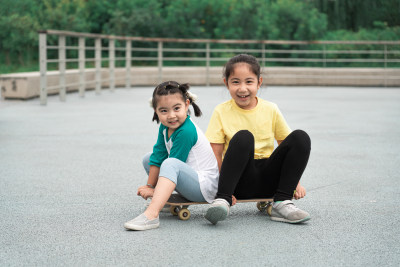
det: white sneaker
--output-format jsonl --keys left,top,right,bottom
{"left": 270, "top": 200, "right": 310, "bottom": 224}
{"left": 204, "top": 198, "right": 230, "bottom": 225}
{"left": 124, "top": 213, "right": 160, "bottom": 231}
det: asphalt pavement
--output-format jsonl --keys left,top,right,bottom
{"left": 1, "top": 85, "right": 399, "bottom": 266}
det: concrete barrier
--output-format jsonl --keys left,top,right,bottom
{"left": 1, "top": 67, "right": 399, "bottom": 99}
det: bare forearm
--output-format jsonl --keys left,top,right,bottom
{"left": 210, "top": 143, "right": 224, "bottom": 172}
{"left": 147, "top": 165, "right": 160, "bottom": 187}
{"left": 216, "top": 156, "right": 222, "bottom": 171}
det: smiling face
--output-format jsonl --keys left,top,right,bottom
{"left": 224, "top": 63, "right": 262, "bottom": 110}
{"left": 155, "top": 93, "right": 189, "bottom": 132}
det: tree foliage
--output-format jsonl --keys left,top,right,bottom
{"left": 311, "top": 0, "right": 400, "bottom": 31}
{"left": 0, "top": 0, "right": 399, "bottom": 73}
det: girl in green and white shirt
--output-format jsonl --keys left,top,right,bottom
{"left": 124, "top": 81, "right": 219, "bottom": 231}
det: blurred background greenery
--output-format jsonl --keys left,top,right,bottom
{"left": 1, "top": 0, "right": 399, "bottom": 74}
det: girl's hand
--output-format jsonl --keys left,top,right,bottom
{"left": 294, "top": 184, "right": 306, "bottom": 200}
{"left": 232, "top": 195, "right": 237, "bottom": 206}
{"left": 137, "top": 185, "right": 155, "bottom": 200}
{"left": 137, "top": 185, "right": 149, "bottom": 192}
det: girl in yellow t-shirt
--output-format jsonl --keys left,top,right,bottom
{"left": 205, "top": 54, "right": 311, "bottom": 225}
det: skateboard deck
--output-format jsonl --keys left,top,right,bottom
{"left": 166, "top": 193, "right": 273, "bottom": 220}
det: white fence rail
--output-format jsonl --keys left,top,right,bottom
{"left": 38, "top": 29, "right": 400, "bottom": 105}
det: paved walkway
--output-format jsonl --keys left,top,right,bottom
{"left": 1, "top": 86, "right": 399, "bottom": 266}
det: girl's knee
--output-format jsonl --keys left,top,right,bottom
{"left": 159, "top": 158, "right": 182, "bottom": 184}
{"left": 161, "top": 157, "right": 181, "bottom": 168}
{"left": 230, "top": 130, "right": 255, "bottom": 150}
{"left": 290, "top": 129, "right": 311, "bottom": 151}
{"left": 160, "top": 158, "right": 182, "bottom": 178}
{"left": 142, "top": 152, "right": 152, "bottom": 172}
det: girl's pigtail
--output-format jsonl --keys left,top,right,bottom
{"left": 152, "top": 112, "right": 159, "bottom": 123}
{"left": 150, "top": 92, "right": 160, "bottom": 123}
{"left": 179, "top": 83, "right": 202, "bottom": 118}
{"left": 191, "top": 101, "right": 202, "bottom": 117}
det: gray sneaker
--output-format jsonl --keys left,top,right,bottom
{"left": 124, "top": 213, "right": 160, "bottom": 231}
{"left": 270, "top": 200, "right": 310, "bottom": 224}
{"left": 205, "top": 198, "right": 230, "bottom": 225}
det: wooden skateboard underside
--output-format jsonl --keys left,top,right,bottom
{"left": 165, "top": 194, "right": 273, "bottom": 220}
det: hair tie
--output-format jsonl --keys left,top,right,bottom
{"left": 186, "top": 91, "right": 198, "bottom": 103}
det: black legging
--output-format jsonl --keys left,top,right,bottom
{"left": 216, "top": 129, "right": 311, "bottom": 205}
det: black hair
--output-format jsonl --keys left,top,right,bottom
{"left": 223, "top": 54, "right": 261, "bottom": 81}
{"left": 151, "top": 81, "right": 202, "bottom": 123}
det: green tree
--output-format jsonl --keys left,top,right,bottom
{"left": 311, "top": 0, "right": 400, "bottom": 31}
{"left": 256, "top": 0, "right": 327, "bottom": 40}
{"left": 83, "top": 0, "right": 117, "bottom": 34}
{"left": 1, "top": 0, "right": 399, "bottom": 74}
{"left": 210, "top": 0, "right": 268, "bottom": 40}
{"left": 103, "top": 0, "right": 162, "bottom": 36}
{"left": 0, "top": 14, "right": 38, "bottom": 65}
{"left": 38, "top": 0, "right": 89, "bottom": 32}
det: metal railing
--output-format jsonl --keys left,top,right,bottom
{"left": 39, "top": 29, "right": 400, "bottom": 105}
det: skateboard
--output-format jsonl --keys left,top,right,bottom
{"left": 166, "top": 193, "right": 274, "bottom": 221}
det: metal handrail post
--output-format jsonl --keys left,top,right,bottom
{"left": 59, "top": 35, "right": 66, "bottom": 101}
{"left": 206, "top": 42, "right": 210, "bottom": 87}
{"left": 384, "top": 44, "right": 387, "bottom": 87}
{"left": 78, "top": 37, "right": 85, "bottom": 97}
{"left": 158, "top": 41, "right": 163, "bottom": 84}
{"left": 39, "top": 32, "right": 47, "bottom": 105}
{"left": 109, "top": 39, "right": 115, "bottom": 92}
{"left": 384, "top": 44, "right": 387, "bottom": 69}
{"left": 323, "top": 44, "right": 326, "bottom": 67}
{"left": 126, "top": 40, "right": 132, "bottom": 89}
{"left": 262, "top": 43, "right": 266, "bottom": 67}
{"left": 95, "top": 38, "right": 101, "bottom": 94}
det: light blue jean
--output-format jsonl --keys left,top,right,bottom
{"left": 142, "top": 152, "right": 206, "bottom": 202}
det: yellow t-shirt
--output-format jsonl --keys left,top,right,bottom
{"left": 206, "top": 98, "right": 291, "bottom": 159}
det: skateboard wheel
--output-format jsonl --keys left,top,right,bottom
{"left": 257, "top": 202, "right": 268, "bottom": 211}
{"left": 170, "top": 206, "right": 180, "bottom": 216}
{"left": 178, "top": 208, "right": 191, "bottom": 220}
{"left": 266, "top": 204, "right": 272, "bottom": 216}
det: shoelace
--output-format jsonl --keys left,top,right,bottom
{"left": 284, "top": 202, "right": 300, "bottom": 212}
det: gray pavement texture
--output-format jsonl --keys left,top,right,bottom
{"left": 1, "top": 86, "right": 400, "bottom": 266}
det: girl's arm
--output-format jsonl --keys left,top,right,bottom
{"left": 147, "top": 165, "right": 160, "bottom": 188}
{"left": 210, "top": 143, "right": 224, "bottom": 171}
{"left": 138, "top": 125, "right": 168, "bottom": 200}
{"left": 137, "top": 165, "right": 160, "bottom": 199}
